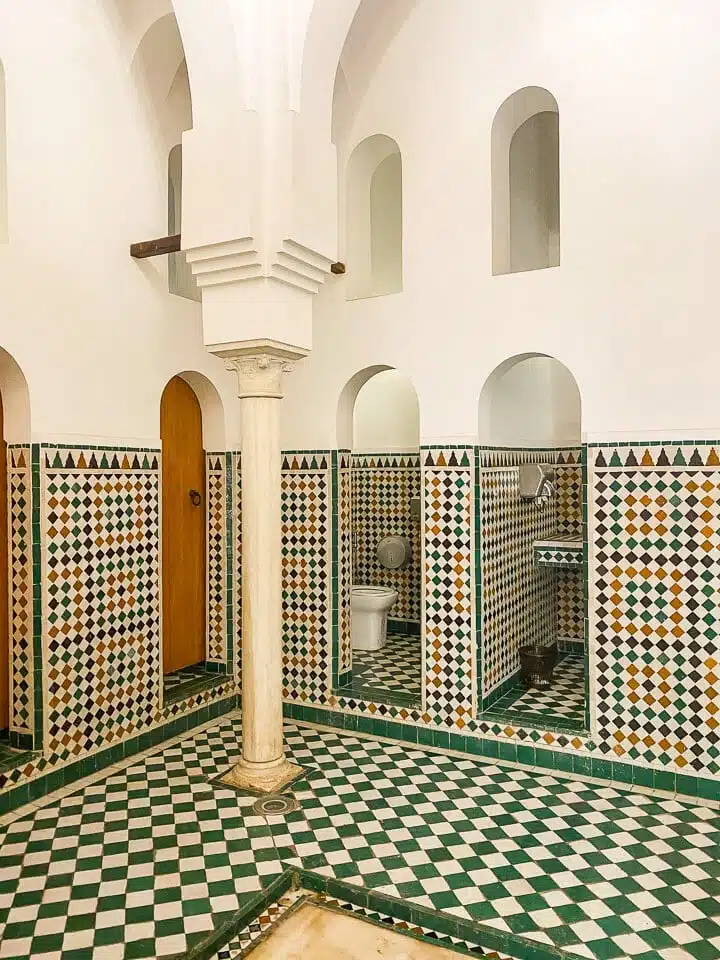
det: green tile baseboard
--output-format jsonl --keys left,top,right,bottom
{"left": 387, "top": 618, "right": 421, "bottom": 637}
{"left": 0, "top": 694, "right": 238, "bottom": 816}
{"left": 283, "top": 702, "right": 719, "bottom": 803}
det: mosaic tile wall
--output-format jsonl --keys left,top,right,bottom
{"left": 423, "top": 448, "right": 476, "bottom": 725}
{"left": 478, "top": 449, "right": 557, "bottom": 699}
{"left": 8, "top": 446, "right": 33, "bottom": 741}
{"left": 42, "top": 447, "right": 163, "bottom": 763}
{"left": 233, "top": 453, "right": 242, "bottom": 685}
{"left": 0, "top": 442, "right": 238, "bottom": 807}
{"left": 206, "top": 453, "right": 228, "bottom": 666}
{"left": 590, "top": 443, "right": 720, "bottom": 779}
{"left": 555, "top": 450, "right": 585, "bottom": 646}
{"left": 336, "top": 452, "right": 353, "bottom": 682}
{"left": 351, "top": 454, "right": 421, "bottom": 626}
{"left": 281, "top": 443, "right": 717, "bottom": 792}
{"left": 281, "top": 453, "right": 332, "bottom": 705}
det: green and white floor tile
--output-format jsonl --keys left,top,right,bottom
{"left": 0, "top": 715, "right": 718, "bottom": 960}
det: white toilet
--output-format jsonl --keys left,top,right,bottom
{"left": 351, "top": 535, "right": 411, "bottom": 651}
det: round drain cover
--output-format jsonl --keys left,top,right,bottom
{"left": 252, "top": 794, "right": 299, "bottom": 816}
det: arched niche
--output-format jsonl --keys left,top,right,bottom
{"left": 346, "top": 135, "right": 403, "bottom": 300}
{"left": 159, "top": 370, "right": 226, "bottom": 451}
{"left": 132, "top": 12, "right": 199, "bottom": 300}
{"left": 0, "top": 348, "right": 31, "bottom": 444}
{"left": 492, "top": 87, "right": 560, "bottom": 276}
{"left": 338, "top": 366, "right": 419, "bottom": 452}
{"left": 478, "top": 353, "right": 580, "bottom": 448}
{"left": 168, "top": 143, "right": 200, "bottom": 301}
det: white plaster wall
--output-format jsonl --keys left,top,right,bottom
{"left": 0, "top": 0, "right": 239, "bottom": 446}
{"left": 353, "top": 369, "right": 419, "bottom": 452}
{"left": 283, "top": 0, "right": 720, "bottom": 447}
{"left": 478, "top": 357, "right": 580, "bottom": 448}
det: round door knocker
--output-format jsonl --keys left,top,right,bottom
{"left": 189, "top": 489, "right": 202, "bottom": 507}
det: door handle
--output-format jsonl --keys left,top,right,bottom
{"left": 189, "top": 489, "right": 202, "bottom": 507}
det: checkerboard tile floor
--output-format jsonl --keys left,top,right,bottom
{"left": 0, "top": 721, "right": 282, "bottom": 959}
{"left": 483, "top": 654, "right": 586, "bottom": 730}
{"left": 277, "top": 725, "right": 720, "bottom": 960}
{"left": 338, "top": 633, "right": 422, "bottom": 705}
{"left": 1, "top": 716, "right": 718, "bottom": 960}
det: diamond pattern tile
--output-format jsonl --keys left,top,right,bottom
{"left": 42, "top": 449, "right": 162, "bottom": 762}
{"left": 337, "top": 453, "right": 353, "bottom": 677}
{"left": 282, "top": 456, "right": 331, "bottom": 704}
{"left": 423, "top": 449, "right": 475, "bottom": 726}
{"left": 590, "top": 446, "right": 720, "bottom": 777}
{"left": 556, "top": 454, "right": 583, "bottom": 538}
{"left": 233, "top": 452, "right": 242, "bottom": 684}
{"left": 351, "top": 453, "right": 421, "bottom": 625}
{"left": 207, "top": 454, "right": 228, "bottom": 665}
{"left": 8, "top": 447, "right": 32, "bottom": 736}
{"left": 479, "top": 455, "right": 556, "bottom": 697}
{"left": 558, "top": 568, "right": 585, "bottom": 645}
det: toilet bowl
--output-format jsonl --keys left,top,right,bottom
{"left": 351, "top": 586, "right": 398, "bottom": 651}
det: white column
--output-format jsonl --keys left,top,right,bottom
{"left": 221, "top": 342, "right": 306, "bottom": 794}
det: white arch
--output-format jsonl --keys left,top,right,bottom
{"left": 492, "top": 87, "right": 560, "bottom": 275}
{"left": 346, "top": 134, "right": 403, "bottom": 299}
{"left": 337, "top": 365, "right": 419, "bottom": 451}
{"left": 478, "top": 353, "right": 580, "bottom": 448}
{"left": 299, "top": 0, "right": 418, "bottom": 141}
{"left": 0, "top": 348, "right": 31, "bottom": 444}
{"left": 160, "top": 371, "right": 226, "bottom": 450}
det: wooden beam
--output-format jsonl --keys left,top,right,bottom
{"left": 130, "top": 234, "right": 181, "bottom": 259}
{"left": 330, "top": 261, "right": 346, "bottom": 275}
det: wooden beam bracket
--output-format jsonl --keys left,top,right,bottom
{"left": 130, "top": 234, "right": 181, "bottom": 259}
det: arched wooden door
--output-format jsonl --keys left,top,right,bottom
{"left": 0, "top": 392, "right": 8, "bottom": 730}
{"left": 161, "top": 377, "right": 206, "bottom": 675}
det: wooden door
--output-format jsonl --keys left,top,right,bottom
{"left": 161, "top": 376, "right": 206, "bottom": 675}
{"left": 0, "top": 393, "right": 8, "bottom": 730}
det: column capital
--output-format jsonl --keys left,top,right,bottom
{"left": 219, "top": 339, "right": 309, "bottom": 399}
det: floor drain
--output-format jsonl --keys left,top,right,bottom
{"left": 252, "top": 794, "right": 299, "bottom": 816}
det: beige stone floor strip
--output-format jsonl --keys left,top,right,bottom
{"left": 246, "top": 902, "right": 469, "bottom": 960}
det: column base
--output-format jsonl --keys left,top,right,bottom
{"left": 220, "top": 757, "right": 304, "bottom": 795}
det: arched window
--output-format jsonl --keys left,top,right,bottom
{"left": 492, "top": 87, "right": 559, "bottom": 275}
{"left": 346, "top": 135, "right": 403, "bottom": 299}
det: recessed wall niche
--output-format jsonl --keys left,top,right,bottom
{"left": 346, "top": 135, "right": 403, "bottom": 300}
{"left": 492, "top": 87, "right": 560, "bottom": 276}
{"left": 168, "top": 144, "right": 200, "bottom": 302}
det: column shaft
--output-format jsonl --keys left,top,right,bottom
{"left": 239, "top": 394, "right": 284, "bottom": 769}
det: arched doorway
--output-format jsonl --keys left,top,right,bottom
{"left": 161, "top": 376, "right": 206, "bottom": 676}
{"left": 335, "top": 366, "right": 422, "bottom": 709}
{"left": 477, "top": 354, "right": 586, "bottom": 733}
